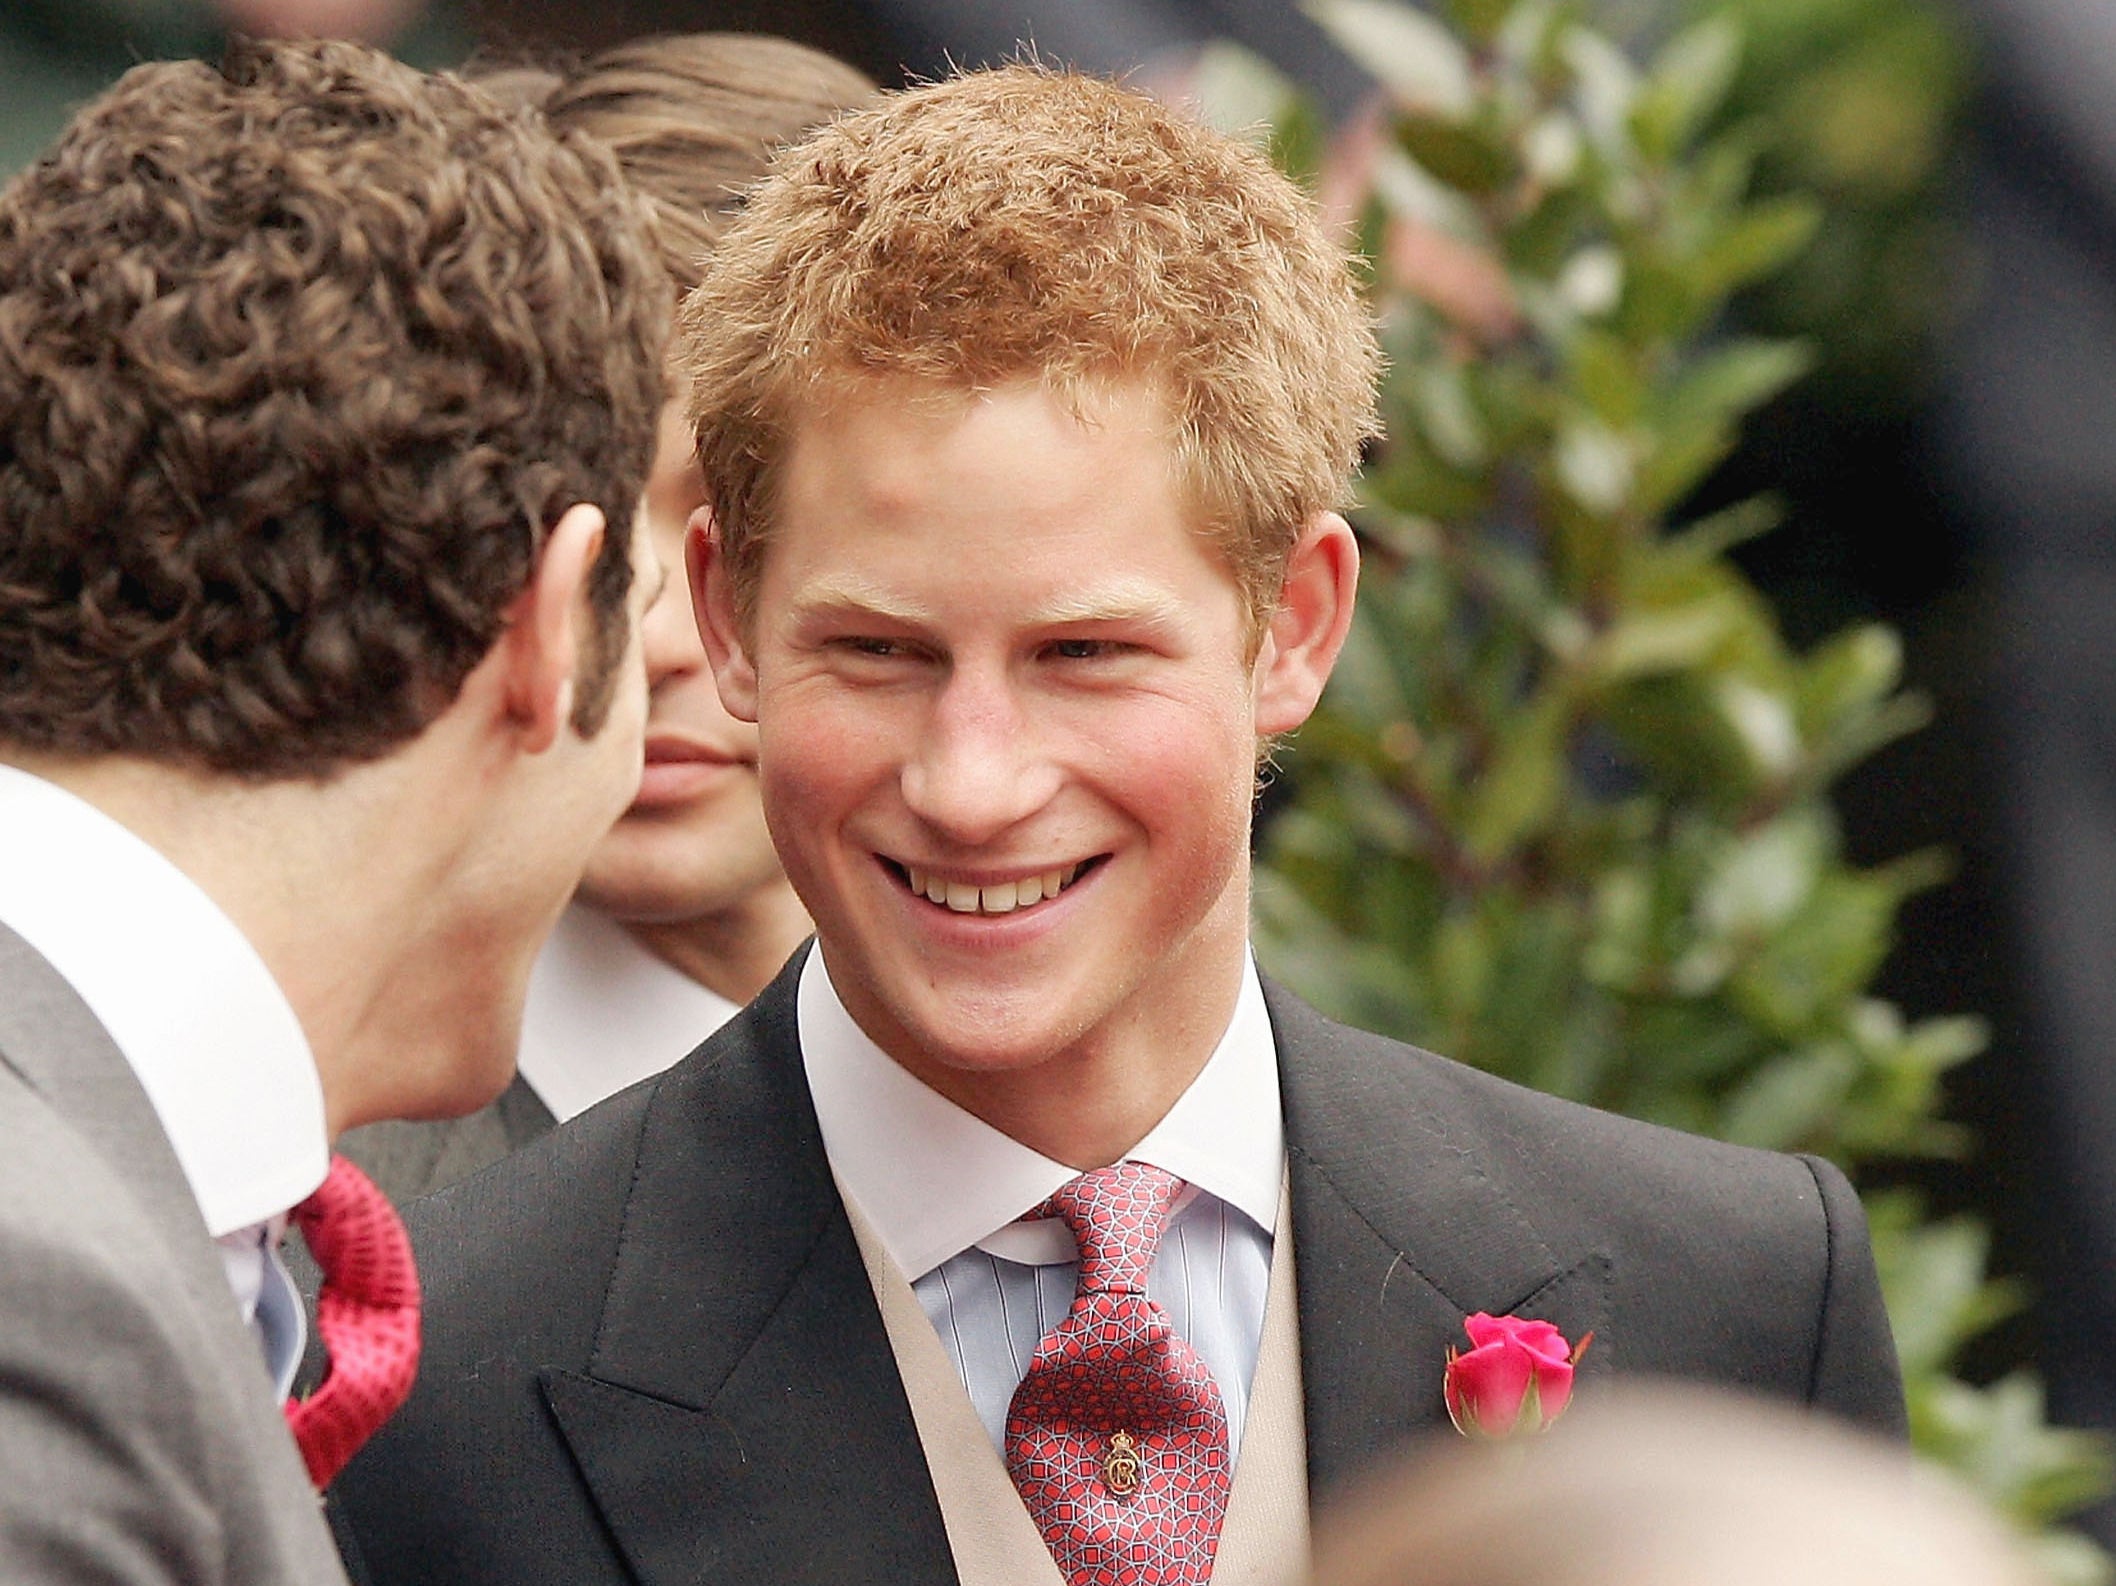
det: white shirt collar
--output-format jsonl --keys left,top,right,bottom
{"left": 517, "top": 903, "right": 740, "bottom": 1123}
{"left": 800, "top": 944, "right": 1284, "bottom": 1281}
{"left": 0, "top": 765, "right": 327, "bottom": 1236}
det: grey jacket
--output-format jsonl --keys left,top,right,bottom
{"left": 0, "top": 923, "right": 348, "bottom": 1586}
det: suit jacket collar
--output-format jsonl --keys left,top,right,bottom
{"left": 541, "top": 956, "right": 1606, "bottom": 1581}
{"left": 1269, "top": 982, "right": 1609, "bottom": 1499}
{"left": 539, "top": 947, "right": 961, "bottom": 1586}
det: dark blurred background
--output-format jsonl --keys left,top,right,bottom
{"left": 6, "top": 0, "right": 2113, "bottom": 1539}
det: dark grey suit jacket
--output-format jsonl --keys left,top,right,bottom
{"left": 0, "top": 924, "right": 350, "bottom": 1586}
{"left": 335, "top": 950, "right": 1904, "bottom": 1586}
{"left": 338, "top": 1076, "right": 557, "bottom": 1206}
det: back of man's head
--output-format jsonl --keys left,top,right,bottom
{"left": 0, "top": 38, "right": 670, "bottom": 779}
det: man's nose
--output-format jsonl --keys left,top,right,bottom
{"left": 640, "top": 561, "right": 705, "bottom": 687}
{"left": 899, "top": 668, "right": 1062, "bottom": 844}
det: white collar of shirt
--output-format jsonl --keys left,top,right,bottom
{"left": 516, "top": 902, "right": 740, "bottom": 1123}
{"left": 0, "top": 765, "right": 328, "bottom": 1237}
{"left": 800, "top": 943, "right": 1284, "bottom": 1282}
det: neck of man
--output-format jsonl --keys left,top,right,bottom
{"left": 620, "top": 879, "right": 812, "bottom": 1005}
{"left": 850, "top": 893, "right": 1252, "bottom": 1171}
{"left": 15, "top": 745, "right": 511, "bottom": 1139}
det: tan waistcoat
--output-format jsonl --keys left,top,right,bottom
{"left": 840, "top": 1180, "right": 1310, "bottom": 1585}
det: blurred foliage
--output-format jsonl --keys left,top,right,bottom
{"left": 1195, "top": 1, "right": 2109, "bottom": 1574}
{"left": 1683, "top": 0, "right": 1972, "bottom": 413}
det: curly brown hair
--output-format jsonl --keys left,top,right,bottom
{"left": 0, "top": 38, "right": 670, "bottom": 777}
{"left": 476, "top": 34, "right": 876, "bottom": 294}
{"left": 679, "top": 63, "right": 1381, "bottom": 646}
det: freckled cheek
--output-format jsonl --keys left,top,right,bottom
{"left": 1086, "top": 701, "right": 1258, "bottom": 841}
{"left": 756, "top": 696, "right": 911, "bottom": 838}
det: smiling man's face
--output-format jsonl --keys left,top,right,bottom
{"left": 702, "top": 377, "right": 1309, "bottom": 1119}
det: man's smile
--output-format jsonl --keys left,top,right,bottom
{"left": 888, "top": 858, "right": 1100, "bottom": 916}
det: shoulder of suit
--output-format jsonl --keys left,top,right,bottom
{"left": 0, "top": 1063, "right": 257, "bottom": 1496}
{"left": 1266, "top": 976, "right": 1831, "bottom": 1209}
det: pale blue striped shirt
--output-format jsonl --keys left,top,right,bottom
{"left": 800, "top": 947, "right": 1284, "bottom": 1455}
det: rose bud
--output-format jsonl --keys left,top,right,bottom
{"left": 1442, "top": 1312, "right": 1589, "bottom": 1437}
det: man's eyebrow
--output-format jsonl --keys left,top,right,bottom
{"left": 1029, "top": 582, "right": 1188, "bottom": 627}
{"left": 786, "top": 576, "right": 932, "bottom": 626}
{"left": 785, "top": 576, "right": 1189, "bottom": 629}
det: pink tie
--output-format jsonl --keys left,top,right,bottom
{"left": 282, "top": 1154, "right": 421, "bottom": 1488}
{"left": 1004, "top": 1162, "right": 1232, "bottom": 1586}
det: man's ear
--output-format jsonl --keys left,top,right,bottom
{"left": 504, "top": 502, "right": 606, "bottom": 754}
{"left": 687, "top": 506, "right": 759, "bottom": 723}
{"left": 1253, "top": 511, "right": 1359, "bottom": 737}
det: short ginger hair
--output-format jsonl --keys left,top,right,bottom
{"left": 0, "top": 38, "right": 669, "bottom": 778}
{"left": 678, "top": 63, "right": 1382, "bottom": 640}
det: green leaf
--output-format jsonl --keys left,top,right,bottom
{"left": 1917, "top": 1373, "right": 2115, "bottom": 1528}
{"left": 1521, "top": 112, "right": 1585, "bottom": 188}
{"left": 1590, "top": 581, "right": 1752, "bottom": 681}
{"left": 1871, "top": 1199, "right": 2023, "bottom": 1377}
{"left": 1693, "top": 196, "right": 1824, "bottom": 294}
{"left": 1697, "top": 811, "right": 1828, "bottom": 941}
{"left": 1409, "top": 361, "right": 1489, "bottom": 468}
{"left": 1396, "top": 113, "right": 1518, "bottom": 194}
{"left": 1731, "top": 867, "right": 1899, "bottom": 1034}
{"left": 1664, "top": 496, "right": 1785, "bottom": 565}
{"left": 1460, "top": 689, "right": 1570, "bottom": 861}
{"left": 1634, "top": 423, "right": 1738, "bottom": 517}
{"left": 1714, "top": 675, "right": 1802, "bottom": 782}
{"left": 1189, "top": 41, "right": 1302, "bottom": 148}
{"left": 1720, "top": 1042, "right": 1857, "bottom": 1150}
{"left": 1307, "top": 0, "right": 1475, "bottom": 120}
{"left": 1570, "top": 327, "right": 1646, "bottom": 424}
{"left": 1797, "top": 623, "right": 1902, "bottom": 726}
{"left": 1632, "top": 17, "right": 1743, "bottom": 163}
{"left": 1555, "top": 246, "right": 1625, "bottom": 319}
{"left": 1562, "top": 26, "right": 1641, "bottom": 155}
{"left": 1553, "top": 418, "right": 1635, "bottom": 514}
{"left": 1664, "top": 338, "right": 1816, "bottom": 430}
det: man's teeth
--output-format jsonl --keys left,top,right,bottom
{"left": 903, "top": 864, "right": 1082, "bottom": 914}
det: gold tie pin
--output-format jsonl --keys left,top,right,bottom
{"left": 1103, "top": 1430, "right": 1141, "bottom": 1495}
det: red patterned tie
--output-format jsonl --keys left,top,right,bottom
{"left": 282, "top": 1154, "right": 421, "bottom": 1488}
{"left": 1004, "top": 1162, "right": 1232, "bottom": 1586}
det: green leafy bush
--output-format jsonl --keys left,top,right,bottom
{"left": 1196, "top": 2, "right": 2110, "bottom": 1573}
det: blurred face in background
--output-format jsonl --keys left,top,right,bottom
{"left": 574, "top": 400, "right": 787, "bottom": 927}
{"left": 211, "top": 0, "right": 427, "bottom": 43}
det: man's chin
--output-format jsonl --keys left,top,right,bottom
{"left": 872, "top": 994, "right": 1101, "bottom": 1084}
{"left": 577, "top": 842, "right": 761, "bottom": 923}
{"left": 421, "top": 1037, "right": 523, "bottom": 1121}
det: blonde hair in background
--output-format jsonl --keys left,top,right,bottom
{"left": 1311, "top": 1383, "right": 2050, "bottom": 1586}
{"left": 474, "top": 35, "right": 876, "bottom": 292}
{"left": 678, "top": 62, "right": 1383, "bottom": 646}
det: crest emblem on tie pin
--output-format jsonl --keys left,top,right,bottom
{"left": 1103, "top": 1430, "right": 1141, "bottom": 1495}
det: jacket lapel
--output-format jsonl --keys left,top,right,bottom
{"left": 539, "top": 955, "right": 960, "bottom": 1586}
{"left": 0, "top": 923, "right": 271, "bottom": 1348}
{"left": 1268, "top": 982, "right": 1610, "bottom": 1502}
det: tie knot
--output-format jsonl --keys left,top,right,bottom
{"left": 292, "top": 1154, "right": 420, "bottom": 1310}
{"left": 1038, "top": 1161, "right": 1183, "bottom": 1294}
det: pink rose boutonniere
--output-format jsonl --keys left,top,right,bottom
{"left": 1443, "top": 1312, "right": 1592, "bottom": 1438}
